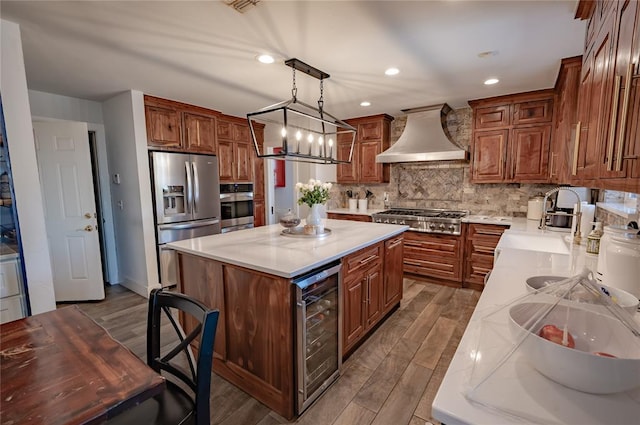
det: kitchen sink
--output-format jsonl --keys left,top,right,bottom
{"left": 496, "top": 232, "right": 570, "bottom": 255}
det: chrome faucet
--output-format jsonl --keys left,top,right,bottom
{"left": 539, "top": 187, "right": 583, "bottom": 244}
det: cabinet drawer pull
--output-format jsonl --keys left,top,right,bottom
{"left": 359, "top": 255, "right": 378, "bottom": 265}
{"left": 616, "top": 62, "right": 635, "bottom": 171}
{"left": 572, "top": 121, "right": 581, "bottom": 175}
{"left": 388, "top": 239, "right": 403, "bottom": 249}
{"left": 607, "top": 75, "right": 622, "bottom": 171}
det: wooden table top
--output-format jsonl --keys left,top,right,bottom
{"left": 0, "top": 305, "right": 165, "bottom": 425}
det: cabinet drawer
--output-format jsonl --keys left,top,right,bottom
{"left": 474, "top": 105, "right": 510, "bottom": 129}
{"left": 0, "top": 259, "right": 21, "bottom": 298}
{"left": 327, "top": 213, "right": 371, "bottom": 222}
{"left": 404, "top": 232, "right": 460, "bottom": 257}
{"left": 343, "top": 243, "right": 382, "bottom": 276}
{"left": 467, "top": 223, "right": 508, "bottom": 238}
{"left": 512, "top": 99, "right": 554, "bottom": 125}
{"left": 0, "top": 295, "right": 24, "bottom": 324}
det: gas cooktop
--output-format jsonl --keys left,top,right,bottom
{"left": 371, "top": 208, "right": 468, "bottom": 235}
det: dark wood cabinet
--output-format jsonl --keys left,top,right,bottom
{"left": 217, "top": 115, "right": 253, "bottom": 183}
{"left": 144, "top": 95, "right": 218, "bottom": 153}
{"left": 326, "top": 213, "right": 372, "bottom": 222}
{"left": 573, "top": 0, "right": 640, "bottom": 192}
{"left": 469, "top": 91, "right": 554, "bottom": 184}
{"left": 183, "top": 112, "right": 216, "bottom": 153}
{"left": 145, "top": 103, "right": 182, "bottom": 149}
{"left": 383, "top": 235, "right": 404, "bottom": 312}
{"left": 336, "top": 115, "right": 392, "bottom": 184}
{"left": 253, "top": 130, "right": 266, "bottom": 227}
{"left": 341, "top": 235, "right": 404, "bottom": 357}
{"left": 403, "top": 231, "right": 464, "bottom": 285}
{"left": 551, "top": 56, "right": 582, "bottom": 184}
{"left": 463, "top": 223, "right": 508, "bottom": 291}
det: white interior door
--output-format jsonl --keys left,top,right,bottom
{"left": 33, "top": 121, "right": 105, "bottom": 301}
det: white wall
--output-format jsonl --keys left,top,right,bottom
{"left": 28, "top": 90, "right": 119, "bottom": 284}
{"left": 0, "top": 20, "right": 56, "bottom": 314}
{"left": 102, "top": 90, "right": 158, "bottom": 297}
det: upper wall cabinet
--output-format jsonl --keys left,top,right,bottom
{"left": 217, "top": 115, "right": 253, "bottom": 183}
{"left": 144, "top": 95, "right": 218, "bottom": 154}
{"left": 573, "top": 0, "right": 640, "bottom": 193}
{"left": 551, "top": 56, "right": 582, "bottom": 184}
{"left": 469, "top": 91, "right": 555, "bottom": 184}
{"left": 337, "top": 114, "right": 393, "bottom": 184}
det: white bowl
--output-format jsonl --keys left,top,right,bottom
{"left": 509, "top": 302, "right": 640, "bottom": 394}
{"left": 524, "top": 275, "right": 639, "bottom": 314}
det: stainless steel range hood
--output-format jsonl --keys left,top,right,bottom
{"left": 376, "top": 103, "right": 469, "bottom": 163}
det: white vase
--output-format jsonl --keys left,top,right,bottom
{"left": 306, "top": 204, "right": 323, "bottom": 227}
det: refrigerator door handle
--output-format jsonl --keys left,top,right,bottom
{"left": 192, "top": 161, "right": 199, "bottom": 214}
{"left": 185, "top": 161, "right": 193, "bottom": 214}
{"left": 158, "top": 219, "right": 220, "bottom": 231}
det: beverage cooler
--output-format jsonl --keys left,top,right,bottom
{"left": 293, "top": 261, "right": 342, "bottom": 414}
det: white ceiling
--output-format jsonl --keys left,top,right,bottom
{"left": 1, "top": 0, "right": 586, "bottom": 119}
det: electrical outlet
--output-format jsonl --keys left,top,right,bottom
{"left": 112, "top": 173, "right": 121, "bottom": 184}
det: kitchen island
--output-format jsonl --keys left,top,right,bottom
{"left": 433, "top": 219, "right": 640, "bottom": 424}
{"left": 167, "top": 219, "right": 407, "bottom": 419}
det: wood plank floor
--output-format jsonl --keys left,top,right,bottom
{"left": 72, "top": 278, "right": 479, "bottom": 425}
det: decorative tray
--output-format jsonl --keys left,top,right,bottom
{"left": 281, "top": 227, "right": 332, "bottom": 239}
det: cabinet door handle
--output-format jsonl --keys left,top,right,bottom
{"left": 616, "top": 62, "right": 635, "bottom": 171}
{"left": 572, "top": 122, "right": 581, "bottom": 176}
{"left": 607, "top": 75, "right": 622, "bottom": 171}
{"left": 388, "top": 239, "right": 403, "bottom": 249}
{"left": 359, "top": 255, "right": 377, "bottom": 265}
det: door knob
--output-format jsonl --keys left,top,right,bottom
{"left": 84, "top": 225, "right": 93, "bottom": 232}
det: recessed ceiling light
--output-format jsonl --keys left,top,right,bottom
{"left": 385, "top": 67, "right": 400, "bottom": 76}
{"left": 257, "top": 54, "right": 274, "bottom": 64}
{"left": 478, "top": 50, "right": 499, "bottom": 58}
{"left": 360, "top": 101, "right": 371, "bottom": 107}
{"left": 484, "top": 78, "right": 499, "bottom": 85}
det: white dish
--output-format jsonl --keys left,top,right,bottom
{"left": 524, "top": 275, "right": 639, "bottom": 314}
{"left": 509, "top": 302, "right": 640, "bottom": 394}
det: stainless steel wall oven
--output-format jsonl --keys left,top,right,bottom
{"left": 293, "top": 261, "right": 342, "bottom": 414}
{"left": 220, "top": 183, "right": 254, "bottom": 233}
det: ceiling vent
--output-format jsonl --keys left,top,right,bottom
{"left": 225, "top": 0, "right": 260, "bottom": 13}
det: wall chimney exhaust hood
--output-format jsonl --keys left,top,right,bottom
{"left": 376, "top": 103, "right": 469, "bottom": 163}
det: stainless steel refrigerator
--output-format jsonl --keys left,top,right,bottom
{"left": 150, "top": 151, "right": 221, "bottom": 287}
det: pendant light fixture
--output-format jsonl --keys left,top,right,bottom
{"left": 247, "top": 58, "right": 356, "bottom": 164}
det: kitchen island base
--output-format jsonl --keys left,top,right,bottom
{"left": 171, "top": 222, "right": 407, "bottom": 419}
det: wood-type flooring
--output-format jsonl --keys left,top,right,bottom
{"left": 73, "top": 278, "right": 479, "bottom": 425}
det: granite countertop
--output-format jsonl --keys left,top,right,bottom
{"left": 432, "top": 224, "right": 640, "bottom": 425}
{"left": 167, "top": 219, "right": 408, "bottom": 278}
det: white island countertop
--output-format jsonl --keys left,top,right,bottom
{"left": 433, "top": 219, "right": 640, "bottom": 425}
{"left": 167, "top": 219, "right": 408, "bottom": 278}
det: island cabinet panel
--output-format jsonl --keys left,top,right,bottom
{"left": 341, "top": 242, "right": 384, "bottom": 356}
{"left": 383, "top": 235, "right": 404, "bottom": 312}
{"left": 176, "top": 253, "right": 295, "bottom": 420}
{"left": 177, "top": 253, "right": 226, "bottom": 360}
{"left": 462, "top": 224, "right": 508, "bottom": 291}
{"left": 403, "top": 231, "right": 463, "bottom": 285}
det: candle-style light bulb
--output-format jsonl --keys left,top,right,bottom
{"left": 295, "top": 130, "right": 302, "bottom": 153}
{"left": 328, "top": 138, "right": 334, "bottom": 158}
{"left": 281, "top": 127, "right": 287, "bottom": 152}
{"left": 318, "top": 136, "right": 324, "bottom": 157}
{"left": 307, "top": 133, "right": 314, "bottom": 155}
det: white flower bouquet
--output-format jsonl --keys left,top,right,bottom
{"left": 295, "top": 179, "right": 332, "bottom": 208}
